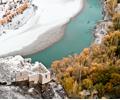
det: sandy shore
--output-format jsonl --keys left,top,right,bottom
{"left": 93, "top": 0, "right": 110, "bottom": 45}
{"left": 2, "top": 24, "right": 67, "bottom": 57}
{"left": 0, "top": 0, "right": 84, "bottom": 57}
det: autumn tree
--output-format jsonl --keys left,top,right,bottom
{"left": 112, "top": 13, "right": 120, "bottom": 30}
{"left": 82, "top": 79, "right": 93, "bottom": 90}
{"left": 106, "top": 0, "right": 118, "bottom": 17}
{"left": 63, "top": 77, "right": 74, "bottom": 97}
{"left": 110, "top": 73, "right": 120, "bottom": 86}
{"left": 72, "top": 81, "right": 79, "bottom": 98}
{"left": 105, "top": 82, "right": 113, "bottom": 93}
{"left": 94, "top": 83, "right": 105, "bottom": 98}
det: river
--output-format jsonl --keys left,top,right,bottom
{"left": 27, "top": 0, "right": 103, "bottom": 67}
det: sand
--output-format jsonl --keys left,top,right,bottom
{"left": 0, "top": 0, "right": 84, "bottom": 57}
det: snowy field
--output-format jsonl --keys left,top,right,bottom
{"left": 0, "top": 0, "right": 83, "bottom": 57}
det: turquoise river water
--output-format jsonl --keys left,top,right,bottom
{"left": 27, "top": 0, "right": 103, "bottom": 68}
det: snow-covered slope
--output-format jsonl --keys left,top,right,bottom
{"left": 0, "top": 0, "right": 83, "bottom": 57}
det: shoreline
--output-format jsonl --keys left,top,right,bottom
{"left": 27, "top": 0, "right": 86, "bottom": 57}
{"left": 0, "top": 0, "right": 84, "bottom": 58}
{"left": 93, "top": 0, "right": 108, "bottom": 45}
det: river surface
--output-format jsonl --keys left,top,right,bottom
{"left": 27, "top": 0, "right": 103, "bottom": 67}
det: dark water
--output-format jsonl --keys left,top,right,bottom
{"left": 27, "top": 0, "right": 103, "bottom": 68}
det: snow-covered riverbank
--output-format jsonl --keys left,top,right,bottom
{"left": 0, "top": 0, "right": 83, "bottom": 57}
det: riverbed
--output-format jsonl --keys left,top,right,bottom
{"left": 27, "top": 0, "right": 103, "bottom": 67}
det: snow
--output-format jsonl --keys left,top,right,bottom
{"left": 0, "top": 0, "right": 83, "bottom": 57}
